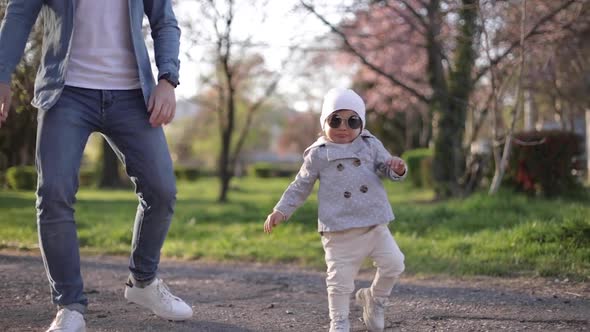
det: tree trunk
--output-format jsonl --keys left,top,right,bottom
{"left": 429, "top": 0, "right": 477, "bottom": 198}
{"left": 586, "top": 108, "right": 590, "bottom": 183}
{"left": 420, "top": 109, "right": 431, "bottom": 147}
{"left": 98, "top": 138, "right": 125, "bottom": 188}
{"left": 217, "top": 57, "right": 236, "bottom": 203}
{"left": 523, "top": 89, "right": 536, "bottom": 131}
{"left": 218, "top": 129, "right": 232, "bottom": 202}
{"left": 489, "top": 0, "right": 527, "bottom": 195}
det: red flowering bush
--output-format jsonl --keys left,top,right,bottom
{"left": 506, "top": 131, "right": 583, "bottom": 196}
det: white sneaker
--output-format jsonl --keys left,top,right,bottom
{"left": 329, "top": 317, "right": 350, "bottom": 332}
{"left": 355, "top": 288, "right": 386, "bottom": 332}
{"left": 124, "top": 276, "right": 193, "bottom": 321}
{"left": 46, "top": 308, "right": 86, "bottom": 332}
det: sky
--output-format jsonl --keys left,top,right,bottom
{"left": 172, "top": 0, "right": 352, "bottom": 104}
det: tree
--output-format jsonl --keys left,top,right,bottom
{"left": 302, "top": 0, "right": 478, "bottom": 197}
{"left": 0, "top": 7, "right": 124, "bottom": 190}
{"left": 172, "top": 92, "right": 280, "bottom": 171}
{"left": 487, "top": 0, "right": 528, "bottom": 194}
{"left": 181, "top": 0, "right": 284, "bottom": 202}
{"left": 475, "top": 0, "right": 589, "bottom": 193}
{"left": 301, "top": 0, "right": 580, "bottom": 197}
{"left": 275, "top": 111, "right": 322, "bottom": 155}
{"left": 97, "top": 137, "right": 127, "bottom": 188}
{"left": 0, "top": 4, "right": 41, "bottom": 174}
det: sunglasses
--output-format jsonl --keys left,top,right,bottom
{"left": 327, "top": 114, "right": 363, "bottom": 130}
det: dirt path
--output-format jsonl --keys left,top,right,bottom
{"left": 0, "top": 251, "right": 588, "bottom": 332}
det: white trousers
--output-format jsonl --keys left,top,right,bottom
{"left": 321, "top": 224, "right": 405, "bottom": 320}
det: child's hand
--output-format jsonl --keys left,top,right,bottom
{"left": 264, "top": 210, "right": 286, "bottom": 234}
{"left": 387, "top": 157, "right": 406, "bottom": 176}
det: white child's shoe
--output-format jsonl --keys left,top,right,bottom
{"left": 46, "top": 308, "right": 86, "bottom": 332}
{"left": 355, "top": 288, "right": 386, "bottom": 332}
{"left": 329, "top": 316, "right": 350, "bottom": 332}
{"left": 124, "top": 276, "right": 193, "bottom": 321}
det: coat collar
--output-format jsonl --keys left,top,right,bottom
{"left": 305, "top": 130, "right": 375, "bottom": 161}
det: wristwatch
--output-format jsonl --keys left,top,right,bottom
{"left": 158, "top": 73, "right": 179, "bottom": 88}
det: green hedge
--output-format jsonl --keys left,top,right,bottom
{"left": 6, "top": 166, "right": 37, "bottom": 190}
{"left": 5, "top": 167, "right": 103, "bottom": 190}
{"left": 251, "top": 162, "right": 298, "bottom": 178}
{"left": 79, "top": 169, "right": 97, "bottom": 187}
{"left": 419, "top": 156, "right": 434, "bottom": 189}
{"left": 174, "top": 167, "right": 199, "bottom": 181}
{"left": 0, "top": 153, "right": 7, "bottom": 188}
{"left": 401, "top": 148, "right": 433, "bottom": 188}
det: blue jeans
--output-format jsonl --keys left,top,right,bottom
{"left": 35, "top": 86, "right": 176, "bottom": 308}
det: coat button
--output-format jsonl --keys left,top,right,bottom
{"left": 360, "top": 185, "right": 368, "bottom": 193}
{"left": 337, "top": 163, "right": 344, "bottom": 171}
{"left": 353, "top": 158, "right": 361, "bottom": 167}
{"left": 344, "top": 191, "right": 351, "bottom": 198}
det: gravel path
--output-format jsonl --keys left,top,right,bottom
{"left": 1, "top": 251, "right": 588, "bottom": 331}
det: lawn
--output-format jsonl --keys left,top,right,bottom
{"left": 0, "top": 176, "right": 588, "bottom": 280}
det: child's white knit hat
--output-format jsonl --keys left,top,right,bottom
{"left": 320, "top": 88, "right": 366, "bottom": 130}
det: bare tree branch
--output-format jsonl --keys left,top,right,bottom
{"left": 489, "top": 0, "right": 528, "bottom": 195}
{"left": 474, "top": 0, "right": 577, "bottom": 84}
{"left": 230, "top": 77, "right": 280, "bottom": 168}
{"left": 398, "top": 0, "right": 429, "bottom": 29}
{"left": 300, "top": 0, "right": 430, "bottom": 103}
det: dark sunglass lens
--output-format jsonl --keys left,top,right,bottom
{"left": 348, "top": 116, "right": 362, "bottom": 129}
{"left": 328, "top": 116, "right": 342, "bottom": 129}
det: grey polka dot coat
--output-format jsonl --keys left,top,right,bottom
{"left": 274, "top": 130, "right": 407, "bottom": 233}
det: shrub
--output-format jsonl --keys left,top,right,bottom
{"left": 78, "top": 169, "right": 96, "bottom": 187}
{"left": 6, "top": 165, "right": 37, "bottom": 190}
{"left": 506, "top": 130, "right": 582, "bottom": 197}
{"left": 401, "top": 148, "right": 433, "bottom": 187}
{"left": 252, "top": 162, "right": 272, "bottom": 178}
{"left": 419, "top": 156, "right": 434, "bottom": 188}
{"left": 6, "top": 167, "right": 102, "bottom": 189}
{"left": 0, "top": 153, "right": 7, "bottom": 188}
{"left": 251, "top": 162, "right": 298, "bottom": 178}
{"left": 174, "top": 167, "right": 199, "bottom": 181}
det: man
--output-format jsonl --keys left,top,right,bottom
{"left": 0, "top": 1, "right": 192, "bottom": 331}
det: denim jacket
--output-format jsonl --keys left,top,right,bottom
{"left": 0, "top": 0, "right": 180, "bottom": 110}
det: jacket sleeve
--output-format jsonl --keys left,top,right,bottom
{"left": 143, "top": 0, "right": 181, "bottom": 85}
{"left": 273, "top": 148, "right": 322, "bottom": 219}
{"left": 372, "top": 138, "right": 408, "bottom": 182}
{"left": 0, "top": 0, "right": 43, "bottom": 83}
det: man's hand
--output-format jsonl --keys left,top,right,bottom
{"left": 0, "top": 82, "right": 12, "bottom": 129}
{"left": 147, "top": 79, "right": 176, "bottom": 127}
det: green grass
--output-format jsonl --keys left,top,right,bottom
{"left": 0, "top": 177, "right": 588, "bottom": 280}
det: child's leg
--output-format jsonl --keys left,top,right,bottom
{"left": 322, "top": 227, "right": 372, "bottom": 321}
{"left": 369, "top": 224, "right": 405, "bottom": 298}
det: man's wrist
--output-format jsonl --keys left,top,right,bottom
{"left": 158, "top": 73, "right": 179, "bottom": 88}
{"left": 158, "top": 78, "right": 175, "bottom": 89}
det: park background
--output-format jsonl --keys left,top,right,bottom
{"left": 0, "top": 0, "right": 588, "bottom": 282}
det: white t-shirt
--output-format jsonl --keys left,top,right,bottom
{"left": 65, "top": 0, "right": 141, "bottom": 90}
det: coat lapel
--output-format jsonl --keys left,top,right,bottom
{"left": 304, "top": 130, "right": 375, "bottom": 161}
{"left": 325, "top": 130, "right": 374, "bottom": 161}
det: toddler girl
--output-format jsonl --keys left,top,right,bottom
{"left": 264, "top": 88, "right": 407, "bottom": 332}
